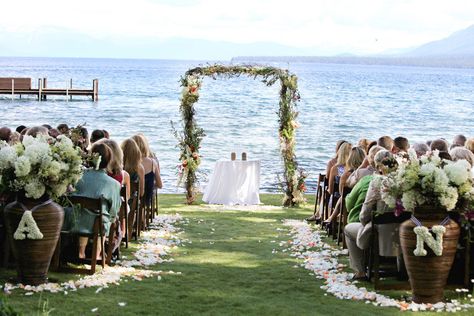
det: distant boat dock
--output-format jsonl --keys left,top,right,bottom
{"left": 0, "top": 78, "right": 99, "bottom": 101}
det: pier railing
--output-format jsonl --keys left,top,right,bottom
{"left": 0, "top": 78, "right": 99, "bottom": 101}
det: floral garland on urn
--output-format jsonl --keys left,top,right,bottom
{"left": 174, "top": 64, "right": 305, "bottom": 206}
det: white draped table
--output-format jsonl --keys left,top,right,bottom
{"left": 202, "top": 160, "right": 261, "bottom": 205}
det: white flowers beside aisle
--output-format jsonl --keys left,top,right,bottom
{"left": 281, "top": 220, "right": 474, "bottom": 312}
{"left": 2, "top": 214, "right": 185, "bottom": 295}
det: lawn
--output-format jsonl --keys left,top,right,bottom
{"left": 0, "top": 194, "right": 469, "bottom": 315}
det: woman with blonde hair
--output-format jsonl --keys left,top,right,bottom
{"left": 324, "top": 146, "right": 365, "bottom": 225}
{"left": 131, "top": 134, "right": 162, "bottom": 207}
{"left": 328, "top": 142, "right": 352, "bottom": 196}
{"left": 121, "top": 138, "right": 145, "bottom": 198}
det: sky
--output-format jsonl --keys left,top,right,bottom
{"left": 0, "top": 0, "right": 473, "bottom": 58}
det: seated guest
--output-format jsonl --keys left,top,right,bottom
{"left": 121, "top": 138, "right": 145, "bottom": 198}
{"left": 450, "top": 146, "right": 474, "bottom": 168}
{"left": 430, "top": 138, "right": 449, "bottom": 152}
{"left": 438, "top": 151, "right": 452, "bottom": 161}
{"left": 393, "top": 136, "right": 409, "bottom": 154}
{"left": 465, "top": 138, "right": 474, "bottom": 154}
{"left": 26, "top": 126, "right": 49, "bottom": 137}
{"left": 90, "top": 129, "right": 106, "bottom": 144}
{"left": 325, "top": 140, "right": 348, "bottom": 178}
{"left": 357, "top": 138, "right": 371, "bottom": 154}
{"left": 63, "top": 143, "right": 121, "bottom": 259}
{"left": 70, "top": 126, "right": 89, "bottom": 152}
{"left": 97, "top": 138, "right": 130, "bottom": 251}
{"left": 346, "top": 145, "right": 384, "bottom": 188}
{"left": 377, "top": 136, "right": 394, "bottom": 151}
{"left": 307, "top": 140, "right": 347, "bottom": 221}
{"left": 9, "top": 131, "right": 21, "bottom": 144}
{"left": 15, "top": 125, "right": 27, "bottom": 134}
{"left": 344, "top": 150, "right": 399, "bottom": 280}
{"left": 49, "top": 128, "right": 60, "bottom": 138}
{"left": 412, "top": 142, "right": 430, "bottom": 158}
{"left": 324, "top": 146, "right": 366, "bottom": 225}
{"left": 0, "top": 127, "right": 12, "bottom": 142}
{"left": 57, "top": 124, "right": 69, "bottom": 135}
{"left": 328, "top": 142, "right": 352, "bottom": 196}
{"left": 131, "top": 134, "right": 163, "bottom": 207}
{"left": 452, "top": 134, "right": 467, "bottom": 147}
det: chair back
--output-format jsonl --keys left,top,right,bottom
{"left": 68, "top": 196, "right": 103, "bottom": 214}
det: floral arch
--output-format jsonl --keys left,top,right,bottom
{"left": 175, "top": 65, "right": 306, "bottom": 206}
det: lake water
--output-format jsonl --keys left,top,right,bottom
{"left": 1, "top": 57, "right": 474, "bottom": 193}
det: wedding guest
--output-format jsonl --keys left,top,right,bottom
{"left": 15, "top": 125, "right": 27, "bottom": 134}
{"left": 57, "top": 124, "right": 69, "bottom": 135}
{"left": 9, "top": 131, "right": 21, "bottom": 145}
{"left": 324, "top": 146, "right": 366, "bottom": 225}
{"left": 346, "top": 145, "right": 384, "bottom": 188}
{"left": 357, "top": 138, "right": 371, "bottom": 154}
{"left": 131, "top": 134, "right": 163, "bottom": 207}
{"left": 0, "top": 127, "right": 12, "bottom": 142}
{"left": 97, "top": 138, "right": 131, "bottom": 198}
{"left": 412, "top": 143, "right": 430, "bottom": 158}
{"left": 344, "top": 150, "right": 399, "bottom": 280}
{"left": 393, "top": 136, "right": 409, "bottom": 154}
{"left": 97, "top": 138, "right": 130, "bottom": 251}
{"left": 48, "top": 128, "right": 60, "bottom": 138}
{"left": 121, "top": 138, "right": 145, "bottom": 198}
{"left": 466, "top": 138, "right": 474, "bottom": 154}
{"left": 328, "top": 142, "right": 352, "bottom": 196}
{"left": 63, "top": 143, "right": 121, "bottom": 259}
{"left": 377, "top": 136, "right": 394, "bottom": 151}
{"left": 430, "top": 138, "right": 449, "bottom": 152}
{"left": 325, "top": 140, "right": 348, "bottom": 178}
{"left": 438, "top": 151, "right": 452, "bottom": 161}
{"left": 26, "top": 126, "right": 49, "bottom": 137}
{"left": 452, "top": 134, "right": 467, "bottom": 147}
{"left": 71, "top": 126, "right": 89, "bottom": 152}
{"left": 103, "top": 130, "right": 110, "bottom": 139}
{"left": 450, "top": 146, "right": 474, "bottom": 168}
{"left": 42, "top": 124, "right": 53, "bottom": 130}
{"left": 90, "top": 129, "right": 106, "bottom": 144}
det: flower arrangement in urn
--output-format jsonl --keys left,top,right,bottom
{"left": 379, "top": 149, "right": 474, "bottom": 304}
{"left": 0, "top": 134, "right": 83, "bottom": 285}
{"left": 381, "top": 149, "right": 474, "bottom": 212}
{"left": 0, "top": 134, "right": 83, "bottom": 199}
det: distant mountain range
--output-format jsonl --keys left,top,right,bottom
{"left": 233, "top": 24, "right": 474, "bottom": 68}
{"left": 1, "top": 24, "right": 474, "bottom": 67}
{"left": 405, "top": 24, "right": 474, "bottom": 57}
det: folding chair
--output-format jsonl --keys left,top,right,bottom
{"left": 54, "top": 196, "right": 110, "bottom": 275}
{"left": 367, "top": 211, "right": 411, "bottom": 290}
{"left": 337, "top": 187, "right": 352, "bottom": 247}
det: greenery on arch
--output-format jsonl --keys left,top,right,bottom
{"left": 174, "top": 64, "right": 306, "bottom": 206}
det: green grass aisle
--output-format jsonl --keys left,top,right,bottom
{"left": 0, "top": 194, "right": 464, "bottom": 315}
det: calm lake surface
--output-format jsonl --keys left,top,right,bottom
{"left": 1, "top": 57, "right": 473, "bottom": 193}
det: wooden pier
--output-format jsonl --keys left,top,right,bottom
{"left": 0, "top": 78, "right": 99, "bottom": 101}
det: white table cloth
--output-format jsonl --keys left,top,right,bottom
{"left": 202, "top": 160, "right": 261, "bottom": 205}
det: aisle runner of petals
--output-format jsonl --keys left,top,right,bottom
{"left": 2, "top": 214, "right": 185, "bottom": 295}
{"left": 281, "top": 219, "right": 474, "bottom": 313}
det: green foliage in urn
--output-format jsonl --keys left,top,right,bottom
{"left": 174, "top": 64, "right": 305, "bottom": 206}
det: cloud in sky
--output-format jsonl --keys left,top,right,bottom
{"left": 1, "top": 0, "right": 473, "bottom": 55}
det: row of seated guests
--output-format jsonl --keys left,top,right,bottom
{"left": 310, "top": 134, "right": 474, "bottom": 280}
{"left": 1, "top": 124, "right": 163, "bottom": 260}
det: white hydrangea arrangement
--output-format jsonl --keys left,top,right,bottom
{"left": 381, "top": 149, "right": 474, "bottom": 212}
{"left": 0, "top": 134, "right": 83, "bottom": 199}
